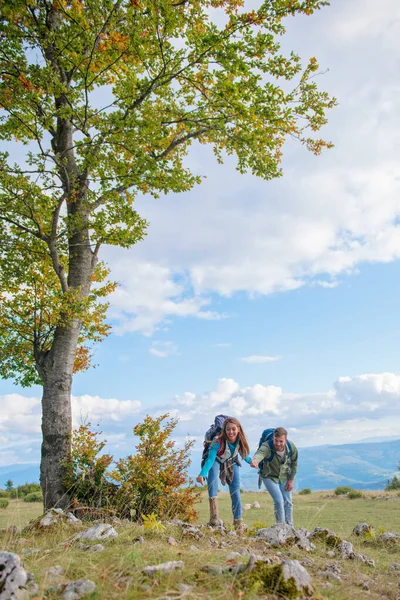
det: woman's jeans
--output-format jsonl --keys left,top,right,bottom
{"left": 207, "top": 460, "right": 242, "bottom": 520}
{"left": 262, "top": 477, "right": 293, "bottom": 526}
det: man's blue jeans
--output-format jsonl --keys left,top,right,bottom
{"left": 262, "top": 477, "right": 293, "bottom": 526}
{"left": 207, "top": 460, "right": 242, "bottom": 520}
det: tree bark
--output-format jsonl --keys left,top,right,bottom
{"left": 39, "top": 320, "right": 81, "bottom": 510}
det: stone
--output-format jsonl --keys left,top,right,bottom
{"left": 200, "top": 565, "right": 224, "bottom": 575}
{"left": 40, "top": 508, "right": 65, "bottom": 527}
{"left": 241, "top": 558, "right": 314, "bottom": 598}
{"left": 133, "top": 536, "right": 144, "bottom": 544}
{"left": 353, "top": 552, "right": 375, "bottom": 567}
{"left": 309, "top": 527, "right": 342, "bottom": 547}
{"left": 182, "top": 526, "right": 203, "bottom": 540}
{"left": 376, "top": 532, "right": 399, "bottom": 544}
{"left": 340, "top": 540, "right": 354, "bottom": 559}
{"left": 26, "top": 572, "right": 39, "bottom": 597}
{"left": 21, "top": 548, "right": 39, "bottom": 558}
{"left": 46, "top": 565, "right": 65, "bottom": 578}
{"left": 317, "top": 569, "right": 342, "bottom": 582}
{"left": 326, "top": 550, "right": 335, "bottom": 558}
{"left": 78, "top": 544, "right": 105, "bottom": 552}
{"left": 251, "top": 501, "right": 261, "bottom": 509}
{"left": 50, "top": 579, "right": 96, "bottom": 600}
{"left": 256, "top": 523, "right": 297, "bottom": 547}
{"left": 389, "top": 563, "right": 400, "bottom": 571}
{"left": 176, "top": 583, "right": 193, "bottom": 593}
{"left": 226, "top": 552, "right": 242, "bottom": 560}
{"left": 188, "top": 545, "right": 199, "bottom": 552}
{"left": 242, "top": 504, "right": 252, "bottom": 511}
{"left": 73, "top": 523, "right": 118, "bottom": 542}
{"left": 0, "top": 551, "right": 28, "bottom": 600}
{"left": 142, "top": 561, "right": 184, "bottom": 576}
{"left": 66, "top": 513, "right": 82, "bottom": 525}
{"left": 353, "top": 523, "right": 372, "bottom": 536}
{"left": 167, "top": 537, "right": 178, "bottom": 546}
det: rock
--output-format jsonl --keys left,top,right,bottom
{"left": 133, "top": 536, "right": 144, "bottom": 544}
{"left": 188, "top": 545, "right": 199, "bottom": 552}
{"left": 21, "top": 548, "right": 39, "bottom": 557}
{"left": 241, "top": 558, "right": 314, "bottom": 598}
{"left": 389, "top": 563, "right": 400, "bottom": 571}
{"left": 227, "top": 530, "right": 237, "bottom": 537}
{"left": 78, "top": 544, "right": 105, "bottom": 552}
{"left": 46, "top": 565, "right": 65, "bottom": 579}
{"left": 242, "top": 504, "right": 252, "bottom": 511}
{"left": 309, "top": 527, "right": 342, "bottom": 547}
{"left": 0, "top": 551, "right": 28, "bottom": 600}
{"left": 340, "top": 540, "right": 354, "bottom": 559}
{"left": 176, "top": 583, "right": 193, "bottom": 593}
{"left": 353, "top": 523, "right": 372, "bottom": 536}
{"left": 200, "top": 565, "right": 224, "bottom": 575}
{"left": 14, "top": 539, "right": 29, "bottom": 546}
{"left": 26, "top": 572, "right": 39, "bottom": 597}
{"left": 326, "top": 550, "right": 335, "bottom": 558}
{"left": 226, "top": 552, "right": 242, "bottom": 560}
{"left": 376, "top": 532, "right": 399, "bottom": 544}
{"left": 50, "top": 579, "right": 96, "bottom": 600}
{"left": 251, "top": 501, "right": 261, "bottom": 509}
{"left": 40, "top": 508, "right": 65, "bottom": 527}
{"left": 182, "top": 526, "right": 203, "bottom": 540}
{"left": 66, "top": 513, "right": 82, "bottom": 525}
{"left": 353, "top": 552, "right": 375, "bottom": 567}
{"left": 142, "top": 561, "right": 184, "bottom": 576}
{"left": 317, "top": 569, "right": 342, "bottom": 582}
{"left": 256, "top": 523, "right": 297, "bottom": 547}
{"left": 167, "top": 536, "right": 178, "bottom": 546}
{"left": 73, "top": 523, "right": 118, "bottom": 542}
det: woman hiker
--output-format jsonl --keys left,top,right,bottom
{"left": 196, "top": 417, "right": 254, "bottom": 531}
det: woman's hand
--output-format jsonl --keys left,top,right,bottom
{"left": 250, "top": 458, "right": 259, "bottom": 468}
{"left": 196, "top": 475, "right": 205, "bottom": 485}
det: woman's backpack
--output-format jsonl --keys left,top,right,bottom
{"left": 200, "top": 414, "right": 229, "bottom": 468}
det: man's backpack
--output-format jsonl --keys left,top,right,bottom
{"left": 200, "top": 414, "right": 229, "bottom": 468}
{"left": 257, "top": 427, "right": 292, "bottom": 476}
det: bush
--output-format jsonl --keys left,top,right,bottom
{"left": 67, "top": 414, "right": 202, "bottom": 523}
{"left": 0, "top": 490, "right": 9, "bottom": 498}
{"left": 9, "top": 483, "right": 41, "bottom": 499}
{"left": 299, "top": 488, "right": 312, "bottom": 495}
{"left": 348, "top": 490, "right": 363, "bottom": 499}
{"left": 0, "top": 499, "right": 9, "bottom": 509}
{"left": 385, "top": 475, "right": 400, "bottom": 491}
{"left": 23, "top": 491, "right": 43, "bottom": 503}
{"left": 334, "top": 486, "right": 353, "bottom": 496}
{"left": 111, "top": 414, "right": 201, "bottom": 522}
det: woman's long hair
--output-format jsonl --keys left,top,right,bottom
{"left": 220, "top": 417, "right": 250, "bottom": 459}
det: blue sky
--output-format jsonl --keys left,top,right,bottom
{"left": 1, "top": 0, "right": 400, "bottom": 465}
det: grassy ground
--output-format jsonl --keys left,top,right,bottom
{"left": 1, "top": 491, "right": 400, "bottom": 599}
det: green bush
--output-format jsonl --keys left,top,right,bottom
{"left": 299, "top": 488, "right": 312, "bottom": 495}
{"left": 0, "top": 490, "right": 9, "bottom": 498}
{"left": 0, "top": 499, "right": 9, "bottom": 509}
{"left": 385, "top": 475, "right": 400, "bottom": 491}
{"left": 23, "top": 491, "right": 43, "bottom": 503}
{"left": 348, "top": 490, "right": 363, "bottom": 499}
{"left": 334, "top": 486, "right": 353, "bottom": 496}
{"left": 9, "top": 483, "right": 41, "bottom": 499}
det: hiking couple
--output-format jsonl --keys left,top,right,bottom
{"left": 196, "top": 417, "right": 298, "bottom": 532}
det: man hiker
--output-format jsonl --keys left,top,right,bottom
{"left": 250, "top": 426, "right": 298, "bottom": 526}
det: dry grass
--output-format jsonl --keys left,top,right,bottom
{"left": 1, "top": 492, "right": 400, "bottom": 599}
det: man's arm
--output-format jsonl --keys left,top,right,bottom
{"left": 285, "top": 443, "right": 298, "bottom": 490}
{"left": 252, "top": 441, "right": 271, "bottom": 466}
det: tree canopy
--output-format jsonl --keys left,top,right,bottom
{"left": 0, "top": 0, "right": 335, "bottom": 388}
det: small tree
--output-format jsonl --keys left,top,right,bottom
{"left": 5, "top": 480, "right": 13, "bottom": 492}
{"left": 385, "top": 470, "right": 400, "bottom": 491}
{"left": 111, "top": 414, "right": 200, "bottom": 522}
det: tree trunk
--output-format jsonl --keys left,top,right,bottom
{"left": 39, "top": 320, "right": 81, "bottom": 510}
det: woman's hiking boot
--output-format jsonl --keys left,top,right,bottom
{"left": 233, "top": 519, "right": 246, "bottom": 534}
{"left": 208, "top": 497, "right": 223, "bottom": 527}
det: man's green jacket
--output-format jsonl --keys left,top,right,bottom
{"left": 253, "top": 440, "right": 298, "bottom": 484}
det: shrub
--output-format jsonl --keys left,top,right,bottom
{"left": 334, "top": 486, "right": 353, "bottom": 496}
{"left": 9, "top": 483, "right": 41, "bottom": 499}
{"left": 299, "top": 488, "right": 312, "bottom": 495}
{"left": 0, "top": 490, "right": 9, "bottom": 498}
{"left": 111, "top": 414, "right": 201, "bottom": 522}
{"left": 23, "top": 491, "right": 43, "bottom": 503}
{"left": 0, "top": 499, "right": 9, "bottom": 509}
{"left": 348, "top": 490, "right": 363, "bottom": 499}
{"left": 385, "top": 475, "right": 400, "bottom": 491}
{"left": 67, "top": 414, "right": 202, "bottom": 523}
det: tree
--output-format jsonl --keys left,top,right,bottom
{"left": 0, "top": 0, "right": 336, "bottom": 509}
{"left": 5, "top": 480, "right": 14, "bottom": 492}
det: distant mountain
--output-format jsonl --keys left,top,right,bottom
{"left": 3, "top": 438, "right": 399, "bottom": 491}
{"left": 0, "top": 464, "right": 40, "bottom": 488}
{"left": 240, "top": 438, "right": 400, "bottom": 491}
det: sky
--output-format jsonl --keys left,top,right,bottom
{"left": 1, "top": 0, "right": 400, "bottom": 469}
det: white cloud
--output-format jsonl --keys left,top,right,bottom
{"left": 149, "top": 341, "right": 179, "bottom": 359}
{"left": 240, "top": 355, "right": 281, "bottom": 364}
